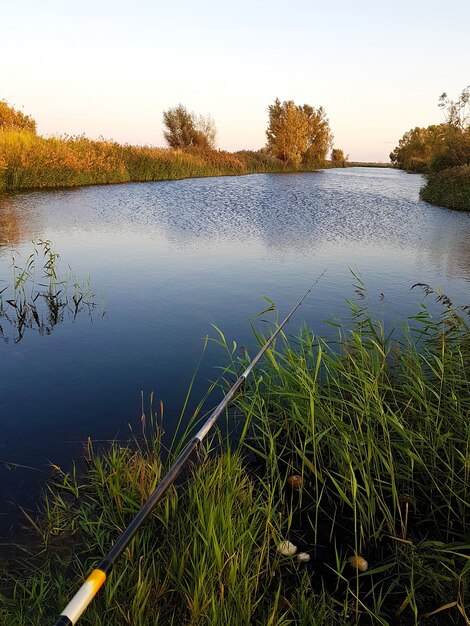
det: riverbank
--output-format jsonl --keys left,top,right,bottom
{"left": 420, "top": 165, "right": 470, "bottom": 211}
{"left": 0, "top": 131, "right": 321, "bottom": 193}
{"left": 2, "top": 292, "right": 469, "bottom": 625}
{"left": 0, "top": 130, "right": 392, "bottom": 193}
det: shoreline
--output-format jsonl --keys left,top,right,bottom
{"left": 0, "top": 130, "right": 390, "bottom": 195}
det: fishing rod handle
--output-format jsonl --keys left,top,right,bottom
{"left": 52, "top": 568, "right": 106, "bottom": 626}
{"left": 52, "top": 437, "right": 199, "bottom": 625}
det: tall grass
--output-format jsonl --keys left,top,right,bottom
{"left": 0, "top": 131, "right": 296, "bottom": 192}
{"left": 0, "top": 131, "right": 392, "bottom": 193}
{"left": 228, "top": 285, "right": 470, "bottom": 624}
{"left": 0, "top": 436, "right": 301, "bottom": 624}
{"left": 1, "top": 287, "right": 469, "bottom": 624}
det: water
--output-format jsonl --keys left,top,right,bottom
{"left": 1, "top": 167, "right": 470, "bottom": 534}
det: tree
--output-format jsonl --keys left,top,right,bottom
{"left": 0, "top": 99, "right": 37, "bottom": 133}
{"left": 331, "top": 148, "right": 347, "bottom": 166}
{"left": 266, "top": 98, "right": 332, "bottom": 166}
{"left": 302, "top": 104, "right": 333, "bottom": 166}
{"left": 389, "top": 125, "right": 444, "bottom": 172}
{"left": 439, "top": 85, "right": 470, "bottom": 131}
{"left": 430, "top": 123, "right": 470, "bottom": 171}
{"left": 162, "top": 104, "right": 195, "bottom": 149}
{"left": 265, "top": 99, "right": 307, "bottom": 164}
{"left": 193, "top": 113, "right": 217, "bottom": 150}
{"left": 162, "top": 104, "right": 217, "bottom": 150}
{"left": 433, "top": 86, "right": 470, "bottom": 170}
{"left": 390, "top": 86, "right": 470, "bottom": 173}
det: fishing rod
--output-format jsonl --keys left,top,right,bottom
{"left": 52, "top": 274, "right": 324, "bottom": 626}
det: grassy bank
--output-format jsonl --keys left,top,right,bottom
{"left": 420, "top": 165, "right": 470, "bottom": 211}
{"left": 346, "top": 162, "right": 391, "bottom": 168}
{"left": 1, "top": 291, "right": 469, "bottom": 624}
{"left": 0, "top": 130, "right": 393, "bottom": 193}
{"left": 0, "top": 131, "right": 319, "bottom": 193}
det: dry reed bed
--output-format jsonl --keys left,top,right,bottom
{"left": 0, "top": 131, "right": 293, "bottom": 192}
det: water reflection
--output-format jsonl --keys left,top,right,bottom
{"left": 0, "top": 240, "right": 99, "bottom": 343}
{"left": 1, "top": 170, "right": 469, "bottom": 275}
{"left": 0, "top": 196, "right": 39, "bottom": 248}
{"left": 425, "top": 220, "right": 470, "bottom": 280}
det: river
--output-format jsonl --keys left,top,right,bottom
{"left": 1, "top": 167, "right": 469, "bottom": 534}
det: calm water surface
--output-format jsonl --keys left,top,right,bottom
{"left": 1, "top": 168, "right": 470, "bottom": 533}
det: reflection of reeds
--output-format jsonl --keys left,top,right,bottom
{"left": 0, "top": 204, "right": 31, "bottom": 247}
{"left": 0, "top": 240, "right": 98, "bottom": 342}
{"left": 2, "top": 286, "right": 469, "bottom": 624}
{"left": 0, "top": 131, "right": 293, "bottom": 192}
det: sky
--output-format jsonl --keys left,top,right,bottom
{"left": 1, "top": 0, "right": 469, "bottom": 162}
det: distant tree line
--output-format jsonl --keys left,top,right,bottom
{"left": 1, "top": 98, "right": 345, "bottom": 179}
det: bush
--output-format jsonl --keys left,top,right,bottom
{"left": 0, "top": 100, "right": 37, "bottom": 133}
{"left": 420, "top": 164, "right": 470, "bottom": 211}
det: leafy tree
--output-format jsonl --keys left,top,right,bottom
{"left": 302, "top": 104, "right": 333, "bottom": 166}
{"left": 163, "top": 104, "right": 217, "bottom": 150}
{"left": 266, "top": 99, "right": 332, "bottom": 166}
{"left": 331, "top": 148, "right": 347, "bottom": 166}
{"left": 266, "top": 99, "right": 307, "bottom": 165}
{"left": 430, "top": 124, "right": 470, "bottom": 171}
{"left": 390, "top": 86, "right": 470, "bottom": 173}
{"left": 0, "top": 99, "right": 37, "bottom": 133}
{"left": 162, "top": 104, "right": 195, "bottom": 149}
{"left": 389, "top": 126, "right": 443, "bottom": 172}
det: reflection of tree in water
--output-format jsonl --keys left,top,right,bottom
{"left": 448, "top": 228, "right": 470, "bottom": 278}
{"left": 0, "top": 208, "right": 21, "bottom": 247}
{"left": 0, "top": 240, "right": 99, "bottom": 343}
{"left": 0, "top": 198, "right": 38, "bottom": 249}
{"left": 421, "top": 216, "right": 470, "bottom": 283}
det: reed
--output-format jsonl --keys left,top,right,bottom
{"left": 1, "top": 285, "right": 469, "bottom": 624}
{"left": 228, "top": 281, "right": 470, "bottom": 624}
{"left": 0, "top": 131, "right": 293, "bottom": 193}
{"left": 0, "top": 240, "right": 98, "bottom": 343}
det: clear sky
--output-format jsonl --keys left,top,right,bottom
{"left": 1, "top": 0, "right": 469, "bottom": 162}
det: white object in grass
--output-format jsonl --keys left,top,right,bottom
{"left": 277, "top": 540, "right": 298, "bottom": 556}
